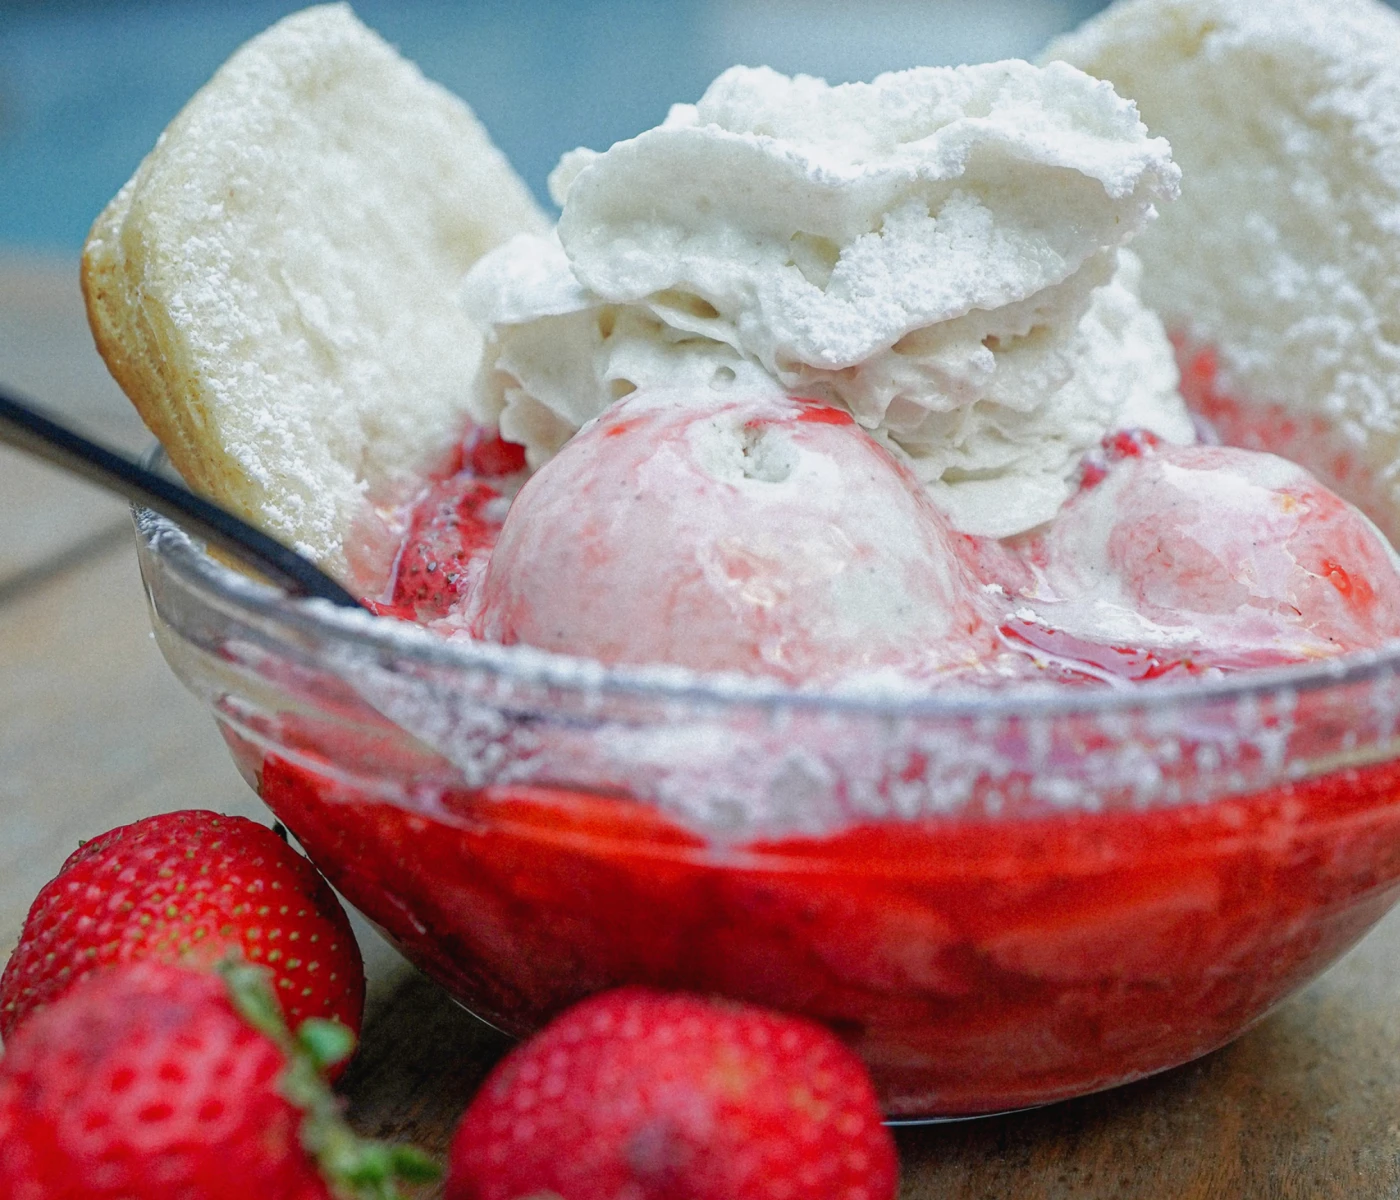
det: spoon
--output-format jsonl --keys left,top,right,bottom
{"left": 0, "top": 385, "right": 363, "bottom": 609}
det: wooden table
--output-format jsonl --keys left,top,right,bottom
{"left": 3, "top": 254, "right": 1399, "bottom": 1198}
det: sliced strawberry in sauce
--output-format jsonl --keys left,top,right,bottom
{"left": 390, "top": 473, "right": 509, "bottom": 618}
{"left": 464, "top": 428, "right": 529, "bottom": 478}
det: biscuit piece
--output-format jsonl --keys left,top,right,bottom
{"left": 83, "top": 4, "right": 548, "bottom": 586}
{"left": 1048, "top": 0, "right": 1400, "bottom": 533}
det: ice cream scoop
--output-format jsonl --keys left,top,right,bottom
{"left": 469, "top": 388, "right": 995, "bottom": 683}
{"left": 1007, "top": 440, "right": 1400, "bottom": 670}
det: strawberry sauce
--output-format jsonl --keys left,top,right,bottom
{"left": 256, "top": 358, "right": 1400, "bottom": 1117}
{"left": 251, "top": 739, "right": 1400, "bottom": 1116}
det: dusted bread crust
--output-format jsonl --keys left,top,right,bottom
{"left": 82, "top": 3, "right": 547, "bottom": 585}
{"left": 1048, "top": 0, "right": 1400, "bottom": 536}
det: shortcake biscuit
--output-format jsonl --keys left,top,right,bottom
{"left": 83, "top": 4, "right": 547, "bottom": 585}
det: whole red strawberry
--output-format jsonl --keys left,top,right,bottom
{"left": 0, "top": 960, "right": 435, "bottom": 1200}
{"left": 0, "top": 811, "right": 364, "bottom": 1043}
{"left": 446, "top": 988, "right": 898, "bottom": 1200}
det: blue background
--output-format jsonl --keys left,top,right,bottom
{"left": 0, "top": 0, "right": 1119, "bottom": 251}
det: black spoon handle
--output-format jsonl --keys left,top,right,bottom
{"left": 0, "top": 386, "right": 363, "bottom": 610}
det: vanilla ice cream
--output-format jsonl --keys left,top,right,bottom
{"left": 463, "top": 59, "right": 1195, "bottom": 539}
{"left": 1007, "top": 443, "right": 1400, "bottom": 667}
{"left": 469, "top": 389, "right": 997, "bottom": 683}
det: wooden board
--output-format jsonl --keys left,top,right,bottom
{"left": 0, "top": 253, "right": 148, "bottom": 590}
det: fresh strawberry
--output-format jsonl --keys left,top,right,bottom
{"left": 389, "top": 472, "right": 509, "bottom": 618}
{"left": 0, "top": 960, "right": 436, "bottom": 1200}
{"left": 446, "top": 987, "right": 898, "bottom": 1200}
{"left": 0, "top": 811, "right": 364, "bottom": 1046}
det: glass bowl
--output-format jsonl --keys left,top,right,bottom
{"left": 132, "top": 505, "right": 1400, "bottom": 1118}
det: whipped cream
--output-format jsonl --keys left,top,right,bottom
{"left": 463, "top": 59, "right": 1195, "bottom": 538}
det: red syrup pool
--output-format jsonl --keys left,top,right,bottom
{"left": 208, "top": 355, "right": 1400, "bottom": 1117}
{"left": 247, "top": 734, "right": 1400, "bottom": 1117}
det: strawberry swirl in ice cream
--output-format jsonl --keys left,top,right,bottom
{"left": 999, "top": 437, "right": 1400, "bottom": 680}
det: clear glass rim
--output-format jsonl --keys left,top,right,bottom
{"left": 133, "top": 503, "right": 1400, "bottom": 723}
